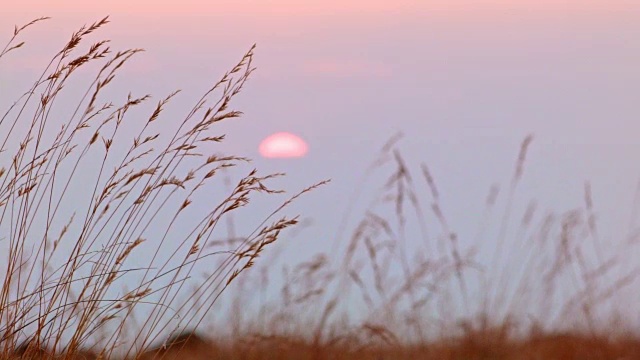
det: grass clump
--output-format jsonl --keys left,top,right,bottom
{"left": 0, "top": 16, "right": 324, "bottom": 359}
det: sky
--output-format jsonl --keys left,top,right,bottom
{"left": 2, "top": 0, "right": 640, "bottom": 337}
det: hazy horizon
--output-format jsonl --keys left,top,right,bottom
{"left": 2, "top": 1, "right": 640, "bottom": 339}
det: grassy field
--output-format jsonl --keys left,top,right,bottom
{"left": 1, "top": 17, "right": 639, "bottom": 359}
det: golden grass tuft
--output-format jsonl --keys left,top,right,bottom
{"left": 1, "top": 16, "right": 325, "bottom": 359}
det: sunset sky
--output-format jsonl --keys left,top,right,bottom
{"left": 2, "top": 1, "right": 640, "bottom": 326}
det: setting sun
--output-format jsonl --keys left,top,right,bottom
{"left": 259, "top": 132, "right": 308, "bottom": 158}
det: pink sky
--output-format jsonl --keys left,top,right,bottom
{"left": 4, "top": 1, "right": 637, "bottom": 18}
{"left": 3, "top": 1, "right": 639, "bottom": 149}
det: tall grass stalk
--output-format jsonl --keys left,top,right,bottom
{"left": 0, "top": 17, "right": 322, "bottom": 359}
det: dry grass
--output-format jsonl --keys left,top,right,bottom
{"left": 0, "top": 17, "right": 325, "bottom": 359}
{"left": 2, "top": 16, "right": 640, "bottom": 360}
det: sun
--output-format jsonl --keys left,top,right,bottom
{"left": 259, "top": 132, "right": 308, "bottom": 158}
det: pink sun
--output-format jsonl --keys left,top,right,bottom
{"left": 259, "top": 132, "right": 308, "bottom": 158}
